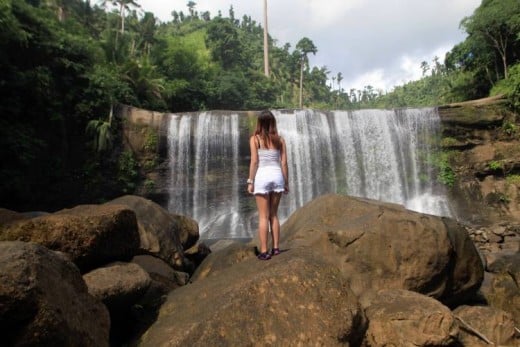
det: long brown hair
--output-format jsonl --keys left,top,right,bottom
{"left": 254, "top": 110, "right": 281, "bottom": 149}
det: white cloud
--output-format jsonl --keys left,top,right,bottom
{"left": 303, "top": 0, "right": 364, "bottom": 29}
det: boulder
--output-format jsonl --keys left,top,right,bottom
{"left": 190, "top": 241, "right": 256, "bottom": 282}
{"left": 362, "top": 289, "right": 458, "bottom": 347}
{"left": 132, "top": 255, "right": 189, "bottom": 287}
{"left": 0, "top": 241, "right": 110, "bottom": 346}
{"left": 453, "top": 305, "right": 519, "bottom": 346}
{"left": 0, "top": 204, "right": 139, "bottom": 272}
{"left": 170, "top": 213, "right": 199, "bottom": 250}
{"left": 482, "top": 253, "right": 520, "bottom": 325}
{"left": 0, "top": 207, "right": 28, "bottom": 226}
{"left": 140, "top": 248, "right": 367, "bottom": 346}
{"left": 86, "top": 258, "right": 183, "bottom": 347}
{"left": 83, "top": 262, "right": 151, "bottom": 312}
{"left": 280, "top": 194, "right": 484, "bottom": 305}
{"left": 183, "top": 242, "right": 212, "bottom": 269}
{"left": 106, "top": 195, "right": 198, "bottom": 271}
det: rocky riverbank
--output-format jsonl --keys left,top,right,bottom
{"left": 1, "top": 98, "right": 520, "bottom": 346}
{"left": 1, "top": 193, "right": 518, "bottom": 346}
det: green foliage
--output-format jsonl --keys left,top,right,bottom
{"left": 117, "top": 150, "right": 139, "bottom": 193}
{"left": 491, "top": 63, "right": 520, "bottom": 110}
{"left": 86, "top": 119, "right": 113, "bottom": 152}
{"left": 440, "top": 137, "right": 458, "bottom": 147}
{"left": 488, "top": 160, "right": 503, "bottom": 171}
{"left": 502, "top": 121, "right": 518, "bottom": 137}
{"left": 461, "top": 0, "right": 520, "bottom": 81}
{"left": 143, "top": 128, "right": 158, "bottom": 151}
{"left": 142, "top": 157, "right": 158, "bottom": 171}
{"left": 431, "top": 151, "right": 456, "bottom": 187}
{"left": 205, "top": 17, "right": 243, "bottom": 69}
{"left": 506, "top": 174, "right": 520, "bottom": 185}
{"left": 143, "top": 178, "right": 155, "bottom": 192}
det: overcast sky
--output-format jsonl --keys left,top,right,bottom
{"left": 136, "top": 0, "right": 481, "bottom": 93}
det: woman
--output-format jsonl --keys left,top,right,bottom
{"left": 247, "top": 110, "right": 289, "bottom": 260}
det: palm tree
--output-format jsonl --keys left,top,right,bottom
{"left": 98, "top": 0, "right": 141, "bottom": 33}
{"left": 295, "top": 37, "right": 317, "bottom": 108}
{"left": 187, "top": 1, "right": 196, "bottom": 19}
{"left": 336, "top": 72, "right": 343, "bottom": 92}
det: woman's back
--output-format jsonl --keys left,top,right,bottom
{"left": 258, "top": 148, "right": 281, "bottom": 167}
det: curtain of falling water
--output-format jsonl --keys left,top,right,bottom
{"left": 167, "top": 108, "right": 452, "bottom": 239}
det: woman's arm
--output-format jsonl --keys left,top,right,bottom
{"left": 280, "top": 138, "right": 289, "bottom": 193}
{"left": 247, "top": 135, "right": 259, "bottom": 194}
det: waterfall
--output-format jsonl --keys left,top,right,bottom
{"left": 167, "top": 108, "right": 452, "bottom": 239}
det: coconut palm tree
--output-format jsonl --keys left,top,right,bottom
{"left": 295, "top": 37, "right": 317, "bottom": 108}
{"left": 98, "top": 0, "right": 140, "bottom": 33}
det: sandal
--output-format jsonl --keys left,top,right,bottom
{"left": 257, "top": 252, "right": 271, "bottom": 260}
{"left": 271, "top": 248, "right": 281, "bottom": 256}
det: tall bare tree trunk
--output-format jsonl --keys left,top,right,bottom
{"left": 263, "top": 0, "right": 270, "bottom": 77}
{"left": 120, "top": 3, "right": 125, "bottom": 33}
{"left": 299, "top": 60, "right": 304, "bottom": 108}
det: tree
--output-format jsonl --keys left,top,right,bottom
{"left": 295, "top": 37, "right": 317, "bottom": 108}
{"left": 206, "top": 17, "right": 242, "bottom": 69}
{"left": 98, "top": 0, "right": 140, "bottom": 33}
{"left": 420, "top": 61, "right": 430, "bottom": 76}
{"left": 263, "top": 0, "right": 269, "bottom": 77}
{"left": 138, "top": 11, "right": 156, "bottom": 56}
{"left": 461, "top": 0, "right": 520, "bottom": 80}
{"left": 187, "top": 1, "right": 196, "bottom": 19}
{"left": 336, "top": 72, "right": 343, "bottom": 92}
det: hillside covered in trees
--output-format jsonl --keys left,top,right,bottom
{"left": 1, "top": 0, "right": 519, "bottom": 210}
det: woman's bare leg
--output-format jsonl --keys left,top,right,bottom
{"left": 255, "top": 194, "right": 270, "bottom": 254}
{"left": 269, "top": 192, "right": 282, "bottom": 250}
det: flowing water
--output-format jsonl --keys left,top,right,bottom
{"left": 167, "top": 109, "right": 452, "bottom": 239}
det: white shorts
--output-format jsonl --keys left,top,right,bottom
{"left": 254, "top": 166, "right": 285, "bottom": 195}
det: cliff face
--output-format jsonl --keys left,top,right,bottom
{"left": 119, "top": 100, "right": 520, "bottom": 227}
{"left": 438, "top": 96, "right": 520, "bottom": 225}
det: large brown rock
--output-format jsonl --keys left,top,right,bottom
{"left": 482, "top": 253, "right": 520, "bottom": 325}
{"left": 362, "top": 289, "right": 458, "bottom": 347}
{"left": 190, "top": 241, "right": 256, "bottom": 282}
{"left": 453, "top": 305, "right": 519, "bottom": 346}
{"left": 0, "top": 208, "right": 28, "bottom": 226}
{"left": 106, "top": 195, "right": 198, "bottom": 271}
{"left": 0, "top": 204, "right": 139, "bottom": 272}
{"left": 83, "top": 262, "right": 152, "bottom": 311}
{"left": 280, "top": 194, "right": 484, "bottom": 305}
{"left": 140, "top": 248, "right": 366, "bottom": 346}
{"left": 0, "top": 241, "right": 110, "bottom": 346}
{"left": 132, "top": 255, "right": 189, "bottom": 287}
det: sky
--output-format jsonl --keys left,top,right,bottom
{"left": 135, "top": 0, "right": 482, "bottom": 93}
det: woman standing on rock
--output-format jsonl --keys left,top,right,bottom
{"left": 247, "top": 110, "right": 289, "bottom": 260}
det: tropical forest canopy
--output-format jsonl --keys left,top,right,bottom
{"left": 1, "top": 0, "right": 519, "bottom": 210}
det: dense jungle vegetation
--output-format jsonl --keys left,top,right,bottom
{"left": 1, "top": 0, "right": 519, "bottom": 210}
